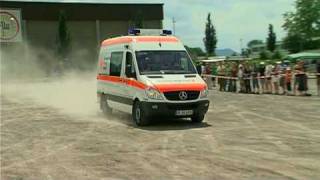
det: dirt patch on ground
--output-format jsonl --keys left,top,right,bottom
{"left": 1, "top": 78, "right": 320, "bottom": 180}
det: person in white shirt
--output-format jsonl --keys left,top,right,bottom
{"left": 238, "top": 64, "right": 244, "bottom": 93}
{"left": 265, "top": 64, "right": 273, "bottom": 94}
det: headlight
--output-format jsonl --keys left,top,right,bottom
{"left": 200, "top": 87, "right": 209, "bottom": 98}
{"left": 145, "top": 87, "right": 163, "bottom": 100}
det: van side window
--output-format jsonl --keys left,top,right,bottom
{"left": 125, "top": 52, "right": 135, "bottom": 77}
{"left": 110, "top": 52, "right": 123, "bottom": 76}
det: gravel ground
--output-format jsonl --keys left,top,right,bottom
{"left": 1, "top": 77, "right": 320, "bottom": 180}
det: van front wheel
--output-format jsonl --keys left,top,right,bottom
{"left": 191, "top": 114, "right": 205, "bottom": 123}
{"left": 132, "top": 101, "right": 149, "bottom": 126}
{"left": 100, "top": 94, "right": 112, "bottom": 115}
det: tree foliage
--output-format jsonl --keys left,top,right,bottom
{"left": 259, "top": 51, "right": 270, "bottom": 60}
{"left": 57, "top": 11, "right": 71, "bottom": 59}
{"left": 283, "top": 0, "right": 320, "bottom": 53}
{"left": 272, "top": 50, "right": 283, "bottom": 60}
{"left": 185, "top": 46, "right": 205, "bottom": 61}
{"left": 241, "top": 48, "right": 250, "bottom": 57}
{"left": 267, "top": 24, "right": 277, "bottom": 52}
{"left": 203, "top": 13, "right": 217, "bottom": 56}
{"left": 247, "top": 40, "right": 263, "bottom": 48}
{"left": 283, "top": 34, "right": 304, "bottom": 53}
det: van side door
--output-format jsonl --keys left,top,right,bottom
{"left": 107, "top": 51, "right": 131, "bottom": 112}
{"left": 124, "top": 51, "right": 138, "bottom": 100}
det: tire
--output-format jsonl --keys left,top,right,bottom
{"left": 191, "top": 114, "right": 205, "bottom": 123}
{"left": 100, "top": 94, "right": 112, "bottom": 115}
{"left": 132, "top": 101, "right": 149, "bottom": 126}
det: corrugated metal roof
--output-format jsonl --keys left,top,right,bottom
{"left": 1, "top": 0, "right": 164, "bottom": 5}
{"left": 1, "top": 0, "right": 164, "bottom": 21}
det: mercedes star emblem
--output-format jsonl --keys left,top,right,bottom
{"left": 179, "top": 91, "right": 188, "bottom": 100}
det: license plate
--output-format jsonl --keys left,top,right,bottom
{"left": 175, "top": 110, "right": 193, "bottom": 116}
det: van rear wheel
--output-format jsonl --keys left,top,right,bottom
{"left": 132, "top": 101, "right": 149, "bottom": 126}
{"left": 100, "top": 94, "right": 112, "bottom": 115}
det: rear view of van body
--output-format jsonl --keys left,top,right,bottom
{"left": 97, "top": 30, "right": 210, "bottom": 126}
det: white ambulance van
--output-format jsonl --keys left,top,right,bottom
{"left": 97, "top": 29, "right": 210, "bottom": 126}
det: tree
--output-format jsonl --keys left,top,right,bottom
{"left": 231, "top": 52, "right": 238, "bottom": 56}
{"left": 259, "top": 51, "right": 270, "bottom": 60}
{"left": 283, "top": 34, "right": 304, "bottom": 53}
{"left": 241, "top": 48, "right": 250, "bottom": 57}
{"left": 203, "top": 13, "right": 217, "bottom": 56}
{"left": 267, "top": 24, "right": 277, "bottom": 52}
{"left": 247, "top": 40, "right": 263, "bottom": 48}
{"left": 56, "top": 11, "right": 71, "bottom": 60}
{"left": 272, "top": 50, "right": 283, "bottom": 60}
{"left": 282, "top": 0, "right": 320, "bottom": 52}
{"left": 185, "top": 46, "right": 206, "bottom": 61}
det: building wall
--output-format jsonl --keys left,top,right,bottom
{"left": 1, "top": 2, "right": 163, "bottom": 72}
{"left": 21, "top": 19, "right": 162, "bottom": 69}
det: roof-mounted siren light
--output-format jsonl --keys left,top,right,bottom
{"left": 128, "top": 29, "right": 172, "bottom": 36}
{"left": 128, "top": 28, "right": 141, "bottom": 36}
{"left": 161, "top": 30, "right": 172, "bottom": 36}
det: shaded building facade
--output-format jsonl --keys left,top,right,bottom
{"left": 1, "top": 1, "right": 163, "bottom": 70}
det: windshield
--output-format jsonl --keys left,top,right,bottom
{"left": 135, "top": 51, "right": 197, "bottom": 75}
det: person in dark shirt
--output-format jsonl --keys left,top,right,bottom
{"left": 258, "top": 62, "right": 266, "bottom": 93}
{"left": 294, "top": 61, "right": 307, "bottom": 95}
{"left": 317, "top": 60, "right": 320, "bottom": 96}
{"left": 230, "top": 63, "right": 238, "bottom": 92}
{"left": 243, "top": 64, "right": 252, "bottom": 93}
{"left": 251, "top": 64, "right": 259, "bottom": 94}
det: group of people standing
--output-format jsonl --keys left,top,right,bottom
{"left": 201, "top": 60, "right": 320, "bottom": 96}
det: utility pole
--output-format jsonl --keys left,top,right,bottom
{"left": 172, "top": 17, "right": 176, "bottom": 35}
{"left": 240, "top": 38, "right": 243, "bottom": 52}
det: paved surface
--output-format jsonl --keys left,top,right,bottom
{"left": 1, "top": 77, "right": 320, "bottom": 180}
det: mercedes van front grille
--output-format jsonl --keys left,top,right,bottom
{"left": 164, "top": 91, "right": 200, "bottom": 101}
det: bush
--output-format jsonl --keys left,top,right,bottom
{"left": 259, "top": 51, "right": 271, "bottom": 60}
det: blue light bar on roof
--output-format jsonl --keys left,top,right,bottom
{"left": 162, "top": 30, "right": 172, "bottom": 35}
{"left": 128, "top": 29, "right": 173, "bottom": 36}
{"left": 128, "top": 28, "right": 141, "bottom": 35}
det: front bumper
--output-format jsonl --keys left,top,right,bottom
{"left": 140, "top": 100, "right": 210, "bottom": 118}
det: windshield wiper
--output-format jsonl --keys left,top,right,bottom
{"left": 160, "top": 70, "right": 194, "bottom": 74}
{"left": 141, "top": 71, "right": 162, "bottom": 75}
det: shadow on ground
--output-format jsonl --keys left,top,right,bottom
{"left": 104, "top": 110, "right": 211, "bottom": 131}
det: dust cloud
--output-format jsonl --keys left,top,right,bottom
{"left": 1, "top": 43, "right": 101, "bottom": 118}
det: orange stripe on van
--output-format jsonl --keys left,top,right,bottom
{"left": 102, "top": 37, "right": 133, "bottom": 46}
{"left": 97, "top": 75, "right": 147, "bottom": 90}
{"left": 97, "top": 75, "right": 206, "bottom": 92}
{"left": 101, "top": 36, "right": 179, "bottom": 47}
{"left": 135, "top": 36, "right": 179, "bottom": 43}
{"left": 155, "top": 83, "right": 206, "bottom": 93}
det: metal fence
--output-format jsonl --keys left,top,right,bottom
{"left": 201, "top": 73, "right": 320, "bottom": 96}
